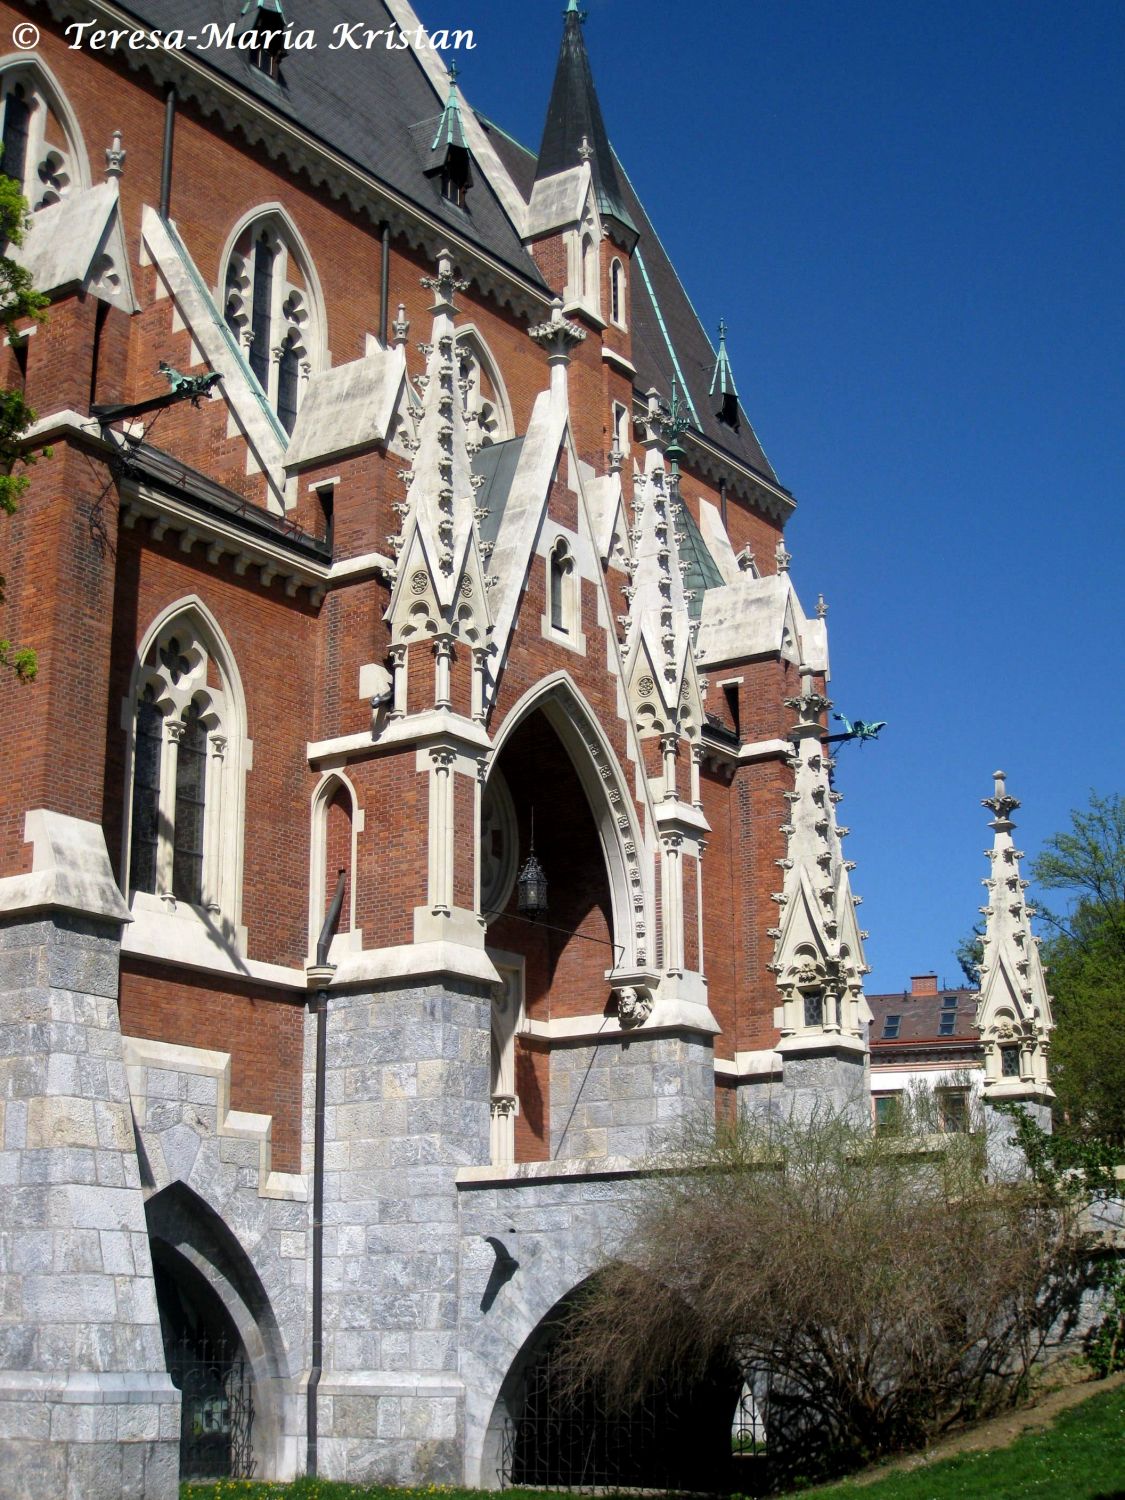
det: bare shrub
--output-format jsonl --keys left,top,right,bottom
{"left": 558, "top": 1101, "right": 1092, "bottom": 1484}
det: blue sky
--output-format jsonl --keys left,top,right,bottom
{"left": 437, "top": 0, "right": 1124, "bottom": 989}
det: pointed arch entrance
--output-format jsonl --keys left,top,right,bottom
{"left": 146, "top": 1182, "right": 293, "bottom": 1481}
{"left": 482, "top": 677, "right": 651, "bottom": 1162}
{"left": 484, "top": 1279, "right": 743, "bottom": 1491}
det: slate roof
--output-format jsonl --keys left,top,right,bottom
{"left": 115, "top": 2, "right": 781, "bottom": 488}
{"left": 472, "top": 436, "right": 526, "bottom": 551}
{"left": 113, "top": 0, "right": 545, "bottom": 288}
{"left": 484, "top": 126, "right": 780, "bottom": 486}
{"left": 867, "top": 987, "right": 982, "bottom": 1047}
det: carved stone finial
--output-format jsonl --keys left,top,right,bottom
{"left": 775, "top": 538, "right": 792, "bottom": 574}
{"left": 982, "top": 769, "right": 1021, "bottom": 825}
{"left": 577, "top": 134, "right": 594, "bottom": 163}
{"left": 735, "top": 545, "right": 756, "bottom": 573}
{"left": 607, "top": 444, "right": 624, "bottom": 475}
{"left": 816, "top": 593, "right": 828, "bottom": 619}
{"left": 528, "top": 296, "right": 586, "bottom": 362}
{"left": 392, "top": 302, "right": 410, "bottom": 347}
{"left": 105, "top": 130, "right": 126, "bottom": 180}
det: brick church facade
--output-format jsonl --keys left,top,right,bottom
{"left": 0, "top": 2, "right": 1056, "bottom": 1495}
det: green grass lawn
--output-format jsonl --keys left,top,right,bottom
{"left": 181, "top": 1381, "right": 1125, "bottom": 1500}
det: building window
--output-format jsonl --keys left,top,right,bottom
{"left": 581, "top": 233, "right": 596, "bottom": 306}
{"left": 611, "top": 400, "right": 630, "bottom": 460}
{"left": 874, "top": 1095, "right": 901, "bottom": 1135}
{"left": 938, "top": 1090, "right": 970, "bottom": 1134}
{"left": 456, "top": 330, "right": 511, "bottom": 445}
{"left": 803, "top": 993, "right": 823, "bottom": 1028}
{"left": 610, "top": 258, "right": 625, "bottom": 327}
{"left": 172, "top": 699, "right": 208, "bottom": 905}
{"left": 129, "top": 684, "right": 162, "bottom": 896}
{"left": 222, "top": 214, "right": 321, "bottom": 432}
{"left": 125, "top": 608, "right": 248, "bottom": 938}
{"left": 1000, "top": 1043, "right": 1020, "bottom": 1078}
{"left": 548, "top": 538, "right": 575, "bottom": 636}
{"left": 1, "top": 82, "right": 29, "bottom": 184}
{"left": 938, "top": 1000, "right": 958, "bottom": 1037}
{"left": 882, "top": 1013, "right": 901, "bottom": 1040}
{"left": 0, "top": 66, "right": 86, "bottom": 210}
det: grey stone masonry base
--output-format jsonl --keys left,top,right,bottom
{"left": 0, "top": 1372, "right": 179, "bottom": 1500}
{"left": 739, "top": 1045, "right": 870, "bottom": 1125}
{"left": 984, "top": 1097, "right": 1053, "bottom": 1180}
{"left": 549, "top": 1029, "right": 715, "bottom": 1159}
{"left": 0, "top": 913, "right": 178, "bottom": 1499}
{"left": 317, "top": 977, "right": 492, "bottom": 1483}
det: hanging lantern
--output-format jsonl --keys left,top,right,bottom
{"left": 516, "top": 810, "right": 548, "bottom": 917}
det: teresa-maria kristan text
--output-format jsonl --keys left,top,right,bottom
{"left": 63, "top": 20, "right": 477, "bottom": 52}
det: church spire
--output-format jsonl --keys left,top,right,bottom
{"left": 768, "top": 665, "right": 871, "bottom": 1051}
{"left": 709, "top": 319, "right": 742, "bottom": 430}
{"left": 534, "top": 0, "right": 636, "bottom": 234}
{"left": 975, "top": 771, "right": 1054, "bottom": 1103}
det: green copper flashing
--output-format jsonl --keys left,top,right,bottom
{"left": 431, "top": 64, "right": 468, "bottom": 153}
{"left": 709, "top": 318, "right": 740, "bottom": 399}
{"left": 241, "top": 0, "right": 285, "bottom": 16}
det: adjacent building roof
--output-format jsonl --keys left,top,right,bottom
{"left": 867, "top": 986, "right": 981, "bottom": 1047}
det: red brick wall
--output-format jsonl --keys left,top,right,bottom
{"left": 119, "top": 960, "right": 305, "bottom": 1173}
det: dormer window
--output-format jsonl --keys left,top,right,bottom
{"left": 242, "top": 0, "right": 288, "bottom": 80}
{"left": 439, "top": 144, "right": 471, "bottom": 208}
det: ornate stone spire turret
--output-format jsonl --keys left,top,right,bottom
{"left": 975, "top": 771, "right": 1054, "bottom": 1103}
{"left": 769, "top": 664, "right": 871, "bottom": 1052}
{"left": 431, "top": 63, "right": 468, "bottom": 153}
{"left": 384, "top": 250, "right": 493, "bottom": 714}
{"left": 623, "top": 386, "right": 694, "bottom": 677}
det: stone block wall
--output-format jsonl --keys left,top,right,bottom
{"left": 0, "top": 913, "right": 178, "bottom": 1500}
{"left": 549, "top": 1030, "right": 715, "bottom": 1159}
{"left": 316, "top": 976, "right": 492, "bottom": 1483}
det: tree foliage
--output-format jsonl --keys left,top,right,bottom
{"left": 1031, "top": 792, "right": 1125, "bottom": 1147}
{"left": 0, "top": 172, "right": 49, "bottom": 682}
{"left": 557, "top": 1104, "right": 1094, "bottom": 1487}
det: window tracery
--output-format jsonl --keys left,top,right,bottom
{"left": 455, "top": 330, "right": 511, "bottom": 446}
{"left": 0, "top": 63, "right": 87, "bottom": 209}
{"left": 125, "top": 608, "right": 248, "bottom": 936}
{"left": 222, "top": 214, "right": 321, "bottom": 434}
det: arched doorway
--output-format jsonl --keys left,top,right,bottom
{"left": 146, "top": 1181, "right": 292, "bottom": 1481}
{"left": 489, "top": 1283, "right": 743, "bottom": 1491}
{"left": 483, "top": 707, "right": 618, "bottom": 1161}
{"left": 151, "top": 1241, "right": 255, "bottom": 1480}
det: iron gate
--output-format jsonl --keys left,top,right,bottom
{"left": 501, "top": 1339, "right": 750, "bottom": 1492}
{"left": 169, "top": 1334, "right": 255, "bottom": 1481}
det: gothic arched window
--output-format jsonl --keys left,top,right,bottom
{"left": 610, "top": 258, "right": 625, "bottom": 327}
{"left": 0, "top": 62, "right": 88, "bottom": 210}
{"left": 546, "top": 537, "right": 578, "bottom": 642}
{"left": 126, "top": 607, "right": 249, "bottom": 937}
{"left": 221, "top": 212, "right": 323, "bottom": 434}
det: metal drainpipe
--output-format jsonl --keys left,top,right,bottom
{"left": 159, "top": 85, "right": 176, "bottom": 221}
{"left": 379, "top": 221, "right": 390, "bottom": 345}
{"left": 306, "top": 868, "right": 347, "bottom": 1478}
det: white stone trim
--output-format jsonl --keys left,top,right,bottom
{"left": 523, "top": 994, "right": 719, "bottom": 1042}
{"left": 141, "top": 207, "right": 289, "bottom": 512}
{"left": 123, "top": 1036, "right": 306, "bottom": 1201}
{"left": 328, "top": 940, "right": 500, "bottom": 988}
{"left": 456, "top": 1156, "right": 663, "bottom": 1187}
{"left": 0, "top": 810, "right": 131, "bottom": 923}
{"left": 602, "top": 346, "right": 637, "bottom": 377}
